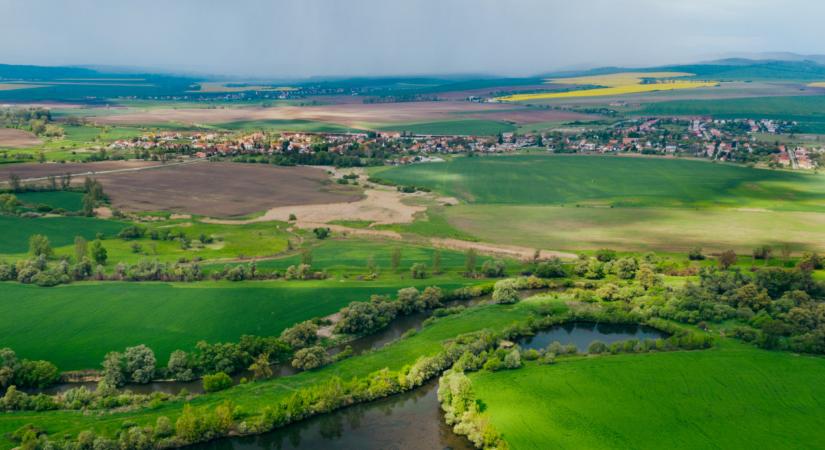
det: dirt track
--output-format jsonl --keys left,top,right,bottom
{"left": 0, "top": 160, "right": 163, "bottom": 182}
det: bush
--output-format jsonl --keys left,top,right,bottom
{"left": 689, "top": 247, "right": 706, "bottom": 261}
{"left": 595, "top": 249, "right": 617, "bottom": 262}
{"left": 588, "top": 340, "right": 608, "bottom": 354}
{"left": 492, "top": 279, "right": 519, "bottom": 304}
{"left": 291, "top": 346, "right": 328, "bottom": 371}
{"left": 534, "top": 257, "right": 566, "bottom": 278}
{"left": 202, "top": 372, "right": 233, "bottom": 393}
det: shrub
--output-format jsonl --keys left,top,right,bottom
{"left": 202, "top": 372, "right": 233, "bottom": 393}
{"left": 481, "top": 259, "right": 506, "bottom": 278}
{"left": 689, "top": 247, "right": 706, "bottom": 261}
{"left": 492, "top": 279, "right": 519, "bottom": 304}
{"left": 291, "top": 346, "right": 328, "bottom": 371}
{"left": 410, "top": 263, "right": 428, "bottom": 279}
{"left": 588, "top": 340, "right": 608, "bottom": 354}
{"left": 534, "top": 257, "right": 566, "bottom": 278}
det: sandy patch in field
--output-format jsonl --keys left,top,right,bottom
{"left": 0, "top": 128, "right": 42, "bottom": 148}
{"left": 89, "top": 101, "right": 532, "bottom": 127}
{"left": 204, "top": 186, "right": 423, "bottom": 226}
{"left": 429, "top": 238, "right": 577, "bottom": 261}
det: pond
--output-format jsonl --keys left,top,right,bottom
{"left": 190, "top": 379, "right": 473, "bottom": 450}
{"left": 517, "top": 321, "right": 669, "bottom": 352}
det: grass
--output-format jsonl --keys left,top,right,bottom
{"left": 15, "top": 191, "right": 84, "bottom": 211}
{"left": 374, "top": 119, "right": 516, "bottom": 136}
{"left": 374, "top": 154, "right": 825, "bottom": 211}
{"left": 0, "top": 296, "right": 565, "bottom": 447}
{"left": 0, "top": 278, "right": 480, "bottom": 371}
{"left": 471, "top": 341, "right": 825, "bottom": 449}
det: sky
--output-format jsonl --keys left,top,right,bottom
{"left": 2, "top": 0, "right": 825, "bottom": 79}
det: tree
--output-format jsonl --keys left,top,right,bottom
{"left": 81, "top": 194, "right": 96, "bottom": 217}
{"left": 301, "top": 248, "right": 313, "bottom": 266}
{"left": 101, "top": 351, "right": 125, "bottom": 387}
{"left": 410, "top": 262, "right": 428, "bottom": 279}
{"left": 8, "top": 174, "right": 21, "bottom": 192}
{"left": 688, "top": 247, "right": 706, "bottom": 261}
{"left": 635, "top": 265, "right": 659, "bottom": 290}
{"left": 464, "top": 249, "right": 477, "bottom": 276}
{"left": 28, "top": 235, "right": 52, "bottom": 258}
{"left": 432, "top": 250, "right": 442, "bottom": 275}
{"left": 753, "top": 245, "right": 773, "bottom": 262}
{"left": 73, "top": 236, "right": 88, "bottom": 262}
{"left": 312, "top": 227, "right": 330, "bottom": 239}
{"left": 481, "top": 259, "right": 506, "bottom": 278}
{"left": 90, "top": 240, "right": 107, "bottom": 265}
{"left": 503, "top": 349, "right": 522, "bottom": 369}
{"left": 291, "top": 346, "right": 327, "bottom": 371}
{"left": 124, "top": 345, "right": 156, "bottom": 384}
{"left": 280, "top": 321, "right": 318, "bottom": 349}
{"left": 167, "top": 350, "right": 194, "bottom": 381}
{"left": 535, "top": 257, "right": 566, "bottom": 278}
{"left": 249, "top": 353, "right": 273, "bottom": 380}
{"left": 391, "top": 247, "right": 401, "bottom": 272}
{"left": 718, "top": 250, "right": 737, "bottom": 269}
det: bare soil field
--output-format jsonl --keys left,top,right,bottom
{"left": 94, "top": 162, "right": 362, "bottom": 217}
{"left": 0, "top": 128, "right": 42, "bottom": 148}
{"left": 463, "top": 109, "right": 601, "bottom": 124}
{"left": 0, "top": 160, "right": 162, "bottom": 182}
{"left": 89, "top": 101, "right": 536, "bottom": 127}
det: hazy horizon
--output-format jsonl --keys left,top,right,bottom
{"left": 3, "top": 0, "right": 825, "bottom": 79}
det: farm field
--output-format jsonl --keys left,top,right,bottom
{"left": 0, "top": 160, "right": 163, "bottom": 182}
{"left": 93, "top": 162, "right": 362, "bottom": 217}
{"left": 446, "top": 204, "right": 825, "bottom": 252}
{"left": 496, "top": 72, "right": 719, "bottom": 102}
{"left": 375, "top": 119, "right": 516, "bottom": 136}
{"left": 0, "top": 278, "right": 479, "bottom": 371}
{"left": 15, "top": 190, "right": 84, "bottom": 211}
{"left": 0, "top": 215, "right": 125, "bottom": 254}
{"left": 0, "top": 128, "right": 41, "bottom": 148}
{"left": 471, "top": 342, "right": 825, "bottom": 449}
{"left": 374, "top": 154, "right": 825, "bottom": 211}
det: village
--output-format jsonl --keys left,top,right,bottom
{"left": 107, "top": 116, "right": 823, "bottom": 169}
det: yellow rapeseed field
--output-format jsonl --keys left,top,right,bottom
{"left": 496, "top": 72, "right": 718, "bottom": 101}
{"left": 807, "top": 81, "right": 825, "bottom": 88}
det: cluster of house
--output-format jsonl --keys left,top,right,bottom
{"left": 543, "top": 117, "right": 821, "bottom": 169}
{"left": 107, "top": 117, "right": 821, "bottom": 169}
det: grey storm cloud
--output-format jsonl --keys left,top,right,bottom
{"left": 1, "top": 0, "right": 824, "bottom": 78}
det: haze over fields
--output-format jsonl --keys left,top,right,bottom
{"left": 3, "top": 0, "right": 825, "bottom": 77}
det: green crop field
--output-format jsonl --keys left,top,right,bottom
{"left": 0, "top": 215, "right": 125, "bottom": 254}
{"left": 446, "top": 204, "right": 825, "bottom": 252}
{"left": 15, "top": 191, "right": 84, "bottom": 211}
{"left": 374, "top": 154, "right": 825, "bottom": 210}
{"left": 0, "top": 278, "right": 479, "bottom": 371}
{"left": 375, "top": 119, "right": 516, "bottom": 136}
{"left": 471, "top": 342, "right": 825, "bottom": 449}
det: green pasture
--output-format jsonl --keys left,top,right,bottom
{"left": 374, "top": 119, "right": 516, "bottom": 136}
{"left": 0, "top": 215, "right": 125, "bottom": 254}
{"left": 472, "top": 341, "right": 825, "bottom": 449}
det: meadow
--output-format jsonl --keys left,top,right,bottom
{"left": 374, "top": 119, "right": 516, "bottom": 136}
{"left": 0, "top": 215, "right": 125, "bottom": 254}
{"left": 471, "top": 341, "right": 825, "bottom": 449}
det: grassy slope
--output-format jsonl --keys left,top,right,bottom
{"left": 472, "top": 341, "right": 825, "bottom": 449}
{"left": 0, "top": 278, "right": 477, "bottom": 371}
{"left": 0, "top": 297, "right": 564, "bottom": 448}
